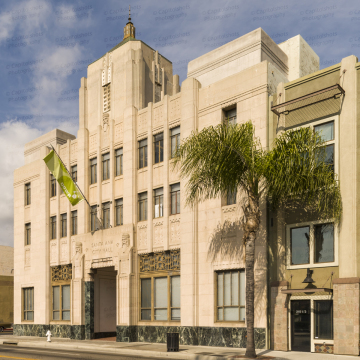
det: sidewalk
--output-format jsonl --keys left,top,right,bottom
{"left": 0, "top": 335, "right": 359, "bottom": 360}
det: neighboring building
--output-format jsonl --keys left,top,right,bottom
{"left": 0, "top": 245, "right": 14, "bottom": 331}
{"left": 13, "top": 17, "right": 320, "bottom": 349}
{"left": 269, "top": 55, "right": 360, "bottom": 356}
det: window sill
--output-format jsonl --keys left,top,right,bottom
{"left": 138, "top": 167, "right": 148, "bottom": 174}
{"left": 50, "top": 320, "right": 71, "bottom": 324}
{"left": 115, "top": 175, "right": 124, "bottom": 180}
{"left": 24, "top": 205, "right": 31, "bottom": 209}
{"left": 153, "top": 163, "right": 164, "bottom": 169}
{"left": 89, "top": 183, "right": 97, "bottom": 188}
{"left": 138, "top": 320, "right": 180, "bottom": 326}
{"left": 287, "top": 263, "right": 338, "bottom": 270}
{"left": 102, "top": 180, "right": 110, "bottom": 185}
{"left": 138, "top": 220, "right": 148, "bottom": 223}
{"left": 215, "top": 321, "right": 246, "bottom": 325}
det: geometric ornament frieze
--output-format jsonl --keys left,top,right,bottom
{"left": 51, "top": 264, "right": 72, "bottom": 282}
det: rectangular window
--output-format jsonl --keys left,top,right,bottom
{"left": 314, "top": 300, "right": 333, "bottom": 340}
{"left": 90, "top": 158, "right": 97, "bottom": 184}
{"left": 170, "top": 183, "right": 180, "bottom": 215}
{"left": 71, "top": 211, "right": 77, "bottom": 235}
{"left": 288, "top": 221, "right": 336, "bottom": 268}
{"left": 154, "top": 133, "right": 164, "bottom": 164}
{"left": 71, "top": 165, "right": 77, "bottom": 183}
{"left": 138, "top": 139, "right": 148, "bottom": 169}
{"left": 23, "top": 287, "right": 34, "bottom": 321}
{"left": 154, "top": 188, "right": 163, "bottom": 218}
{"left": 140, "top": 275, "right": 180, "bottom": 321}
{"left": 52, "top": 284, "right": 70, "bottom": 321}
{"left": 90, "top": 205, "right": 97, "bottom": 232}
{"left": 102, "top": 153, "right": 110, "bottom": 181}
{"left": 171, "top": 276, "right": 180, "bottom": 320}
{"left": 50, "top": 174, "right": 56, "bottom": 197}
{"left": 25, "top": 223, "right": 31, "bottom": 246}
{"left": 115, "top": 198, "right": 123, "bottom": 226}
{"left": 290, "top": 226, "right": 310, "bottom": 265}
{"left": 216, "top": 270, "right": 245, "bottom": 322}
{"left": 170, "top": 126, "right": 180, "bottom": 158}
{"left": 25, "top": 183, "right": 31, "bottom": 205}
{"left": 314, "top": 121, "right": 335, "bottom": 172}
{"left": 141, "top": 278, "right": 151, "bottom": 320}
{"left": 50, "top": 216, "right": 56, "bottom": 240}
{"left": 115, "top": 148, "right": 123, "bottom": 176}
{"left": 224, "top": 108, "right": 237, "bottom": 125}
{"left": 314, "top": 223, "right": 334, "bottom": 263}
{"left": 102, "top": 202, "right": 110, "bottom": 229}
{"left": 60, "top": 213, "right": 67, "bottom": 238}
{"left": 138, "top": 192, "right": 147, "bottom": 221}
{"left": 227, "top": 188, "right": 236, "bottom": 206}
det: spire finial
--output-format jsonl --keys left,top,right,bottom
{"left": 128, "top": 5, "right": 131, "bottom": 22}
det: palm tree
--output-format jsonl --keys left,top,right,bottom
{"left": 173, "top": 121, "right": 341, "bottom": 358}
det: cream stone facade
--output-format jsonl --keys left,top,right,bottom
{"left": 14, "top": 20, "right": 322, "bottom": 349}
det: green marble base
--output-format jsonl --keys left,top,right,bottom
{"left": 85, "top": 281, "right": 94, "bottom": 340}
{"left": 13, "top": 324, "right": 85, "bottom": 340}
{"left": 116, "top": 326, "right": 266, "bottom": 349}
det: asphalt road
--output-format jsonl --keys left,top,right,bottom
{"left": 0, "top": 345, "right": 166, "bottom": 360}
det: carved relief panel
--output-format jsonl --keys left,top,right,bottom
{"left": 138, "top": 224, "right": 147, "bottom": 249}
{"left": 138, "top": 112, "right": 147, "bottom": 135}
{"left": 153, "top": 105, "right": 163, "bottom": 128}
{"left": 153, "top": 221, "right": 164, "bottom": 247}
{"left": 50, "top": 240, "right": 58, "bottom": 265}
{"left": 114, "top": 122, "right": 123, "bottom": 143}
{"left": 60, "top": 239, "right": 68, "bottom": 263}
{"left": 25, "top": 248, "right": 30, "bottom": 267}
{"left": 170, "top": 97, "right": 181, "bottom": 121}
{"left": 169, "top": 217, "right": 180, "bottom": 245}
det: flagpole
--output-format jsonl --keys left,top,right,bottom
{"left": 50, "top": 144, "right": 92, "bottom": 210}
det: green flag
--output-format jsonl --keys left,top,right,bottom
{"left": 43, "top": 150, "right": 84, "bottom": 206}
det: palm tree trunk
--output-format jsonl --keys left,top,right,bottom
{"left": 245, "top": 230, "right": 257, "bottom": 358}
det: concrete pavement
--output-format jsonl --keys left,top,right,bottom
{"left": 0, "top": 335, "right": 358, "bottom": 360}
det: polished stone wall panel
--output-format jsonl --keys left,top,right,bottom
{"left": 13, "top": 324, "right": 85, "bottom": 340}
{"left": 85, "top": 281, "right": 94, "bottom": 340}
{"left": 116, "top": 325, "right": 266, "bottom": 349}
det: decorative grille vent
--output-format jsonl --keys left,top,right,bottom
{"left": 139, "top": 249, "right": 180, "bottom": 273}
{"left": 51, "top": 264, "right": 72, "bottom": 282}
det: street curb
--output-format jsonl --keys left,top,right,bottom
{"left": 0, "top": 340, "right": 229, "bottom": 360}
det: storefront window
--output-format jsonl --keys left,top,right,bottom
{"left": 314, "top": 300, "right": 333, "bottom": 340}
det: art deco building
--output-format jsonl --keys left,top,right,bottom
{"left": 14, "top": 18, "right": 320, "bottom": 349}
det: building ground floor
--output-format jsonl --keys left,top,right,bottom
{"left": 271, "top": 278, "right": 360, "bottom": 356}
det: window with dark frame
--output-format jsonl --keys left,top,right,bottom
{"left": 140, "top": 275, "right": 181, "bottom": 321}
{"left": 71, "top": 211, "right": 77, "bottom": 235}
{"left": 90, "top": 158, "right": 97, "bottom": 184}
{"left": 154, "top": 133, "right": 164, "bottom": 164}
{"left": 23, "top": 287, "right": 34, "bottom": 321}
{"left": 102, "top": 153, "right": 110, "bottom": 181}
{"left": 216, "top": 270, "right": 245, "bottom": 322}
{"left": 314, "top": 300, "right": 333, "bottom": 340}
{"left": 170, "top": 126, "right": 180, "bottom": 158}
{"left": 115, "top": 148, "right": 123, "bottom": 176}
{"left": 314, "top": 223, "right": 334, "bottom": 263}
{"left": 25, "top": 183, "right": 31, "bottom": 205}
{"left": 50, "top": 216, "right": 57, "bottom": 240}
{"left": 25, "top": 223, "right": 31, "bottom": 246}
{"left": 224, "top": 108, "right": 237, "bottom": 125}
{"left": 226, "top": 188, "right": 236, "bottom": 206}
{"left": 138, "top": 139, "right": 148, "bottom": 169}
{"left": 60, "top": 213, "right": 67, "bottom": 238}
{"left": 90, "top": 205, "right": 97, "bottom": 232}
{"left": 153, "top": 188, "right": 163, "bottom": 218}
{"left": 52, "top": 284, "right": 70, "bottom": 321}
{"left": 50, "top": 174, "right": 56, "bottom": 197}
{"left": 115, "top": 198, "right": 123, "bottom": 226}
{"left": 138, "top": 192, "right": 147, "bottom": 221}
{"left": 102, "top": 202, "right": 111, "bottom": 229}
{"left": 170, "top": 183, "right": 180, "bottom": 215}
{"left": 71, "top": 165, "right": 77, "bottom": 183}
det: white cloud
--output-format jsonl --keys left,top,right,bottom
{"left": 0, "top": 120, "right": 42, "bottom": 247}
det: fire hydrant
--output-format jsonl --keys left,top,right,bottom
{"left": 46, "top": 330, "right": 52, "bottom": 342}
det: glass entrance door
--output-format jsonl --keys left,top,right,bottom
{"left": 291, "top": 300, "right": 311, "bottom": 352}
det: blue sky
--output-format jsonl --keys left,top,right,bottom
{"left": 0, "top": 0, "right": 357, "bottom": 246}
